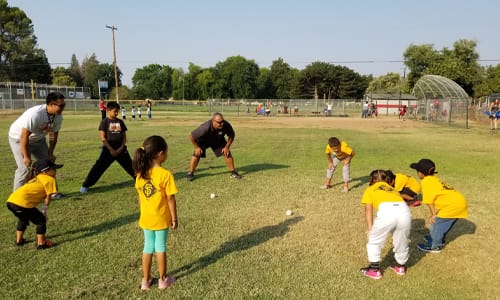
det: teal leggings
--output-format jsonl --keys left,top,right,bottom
{"left": 143, "top": 228, "right": 169, "bottom": 254}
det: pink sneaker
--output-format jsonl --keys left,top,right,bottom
{"left": 360, "top": 267, "right": 382, "bottom": 279}
{"left": 389, "top": 264, "right": 406, "bottom": 275}
{"left": 158, "top": 275, "right": 176, "bottom": 289}
{"left": 140, "top": 277, "right": 153, "bottom": 290}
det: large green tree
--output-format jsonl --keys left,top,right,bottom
{"left": 366, "top": 72, "right": 407, "bottom": 94}
{"left": 269, "top": 58, "right": 299, "bottom": 99}
{"left": 132, "top": 64, "right": 173, "bottom": 99}
{"left": 214, "top": 56, "right": 259, "bottom": 99}
{"left": 403, "top": 39, "right": 481, "bottom": 96}
{"left": 0, "top": 0, "right": 51, "bottom": 82}
{"left": 298, "top": 62, "right": 367, "bottom": 99}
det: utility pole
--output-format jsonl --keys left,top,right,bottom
{"left": 106, "top": 25, "right": 119, "bottom": 103}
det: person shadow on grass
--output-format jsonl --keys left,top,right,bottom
{"left": 170, "top": 216, "right": 304, "bottom": 279}
{"left": 380, "top": 218, "right": 476, "bottom": 270}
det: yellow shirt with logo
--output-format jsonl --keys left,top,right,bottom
{"left": 7, "top": 174, "right": 57, "bottom": 208}
{"left": 325, "top": 141, "right": 353, "bottom": 160}
{"left": 135, "top": 166, "right": 178, "bottom": 230}
{"left": 361, "top": 181, "right": 404, "bottom": 210}
{"left": 421, "top": 175, "right": 468, "bottom": 218}
{"left": 394, "top": 173, "right": 421, "bottom": 194}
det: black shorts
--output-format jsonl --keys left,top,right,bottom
{"left": 195, "top": 138, "right": 227, "bottom": 158}
{"left": 400, "top": 187, "right": 417, "bottom": 198}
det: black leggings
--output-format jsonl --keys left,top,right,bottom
{"left": 6, "top": 202, "right": 47, "bottom": 234}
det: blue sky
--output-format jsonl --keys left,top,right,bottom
{"left": 8, "top": 0, "right": 500, "bottom": 86}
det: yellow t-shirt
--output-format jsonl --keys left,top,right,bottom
{"left": 394, "top": 173, "right": 421, "bottom": 194}
{"left": 135, "top": 166, "right": 178, "bottom": 230}
{"left": 361, "top": 181, "right": 404, "bottom": 210}
{"left": 421, "top": 175, "right": 468, "bottom": 218}
{"left": 7, "top": 173, "right": 57, "bottom": 208}
{"left": 325, "top": 141, "right": 353, "bottom": 160}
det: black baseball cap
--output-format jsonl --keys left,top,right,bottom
{"left": 33, "top": 159, "right": 63, "bottom": 173}
{"left": 410, "top": 159, "right": 436, "bottom": 175}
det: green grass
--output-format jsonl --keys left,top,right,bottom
{"left": 0, "top": 112, "right": 499, "bottom": 299}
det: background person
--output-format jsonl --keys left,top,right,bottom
{"left": 132, "top": 135, "right": 178, "bottom": 290}
{"left": 80, "top": 101, "right": 135, "bottom": 193}
{"left": 6, "top": 159, "right": 63, "bottom": 249}
{"left": 186, "top": 113, "right": 242, "bottom": 181}
{"left": 8, "top": 92, "right": 66, "bottom": 193}
{"left": 99, "top": 99, "right": 106, "bottom": 119}
{"left": 489, "top": 98, "right": 499, "bottom": 131}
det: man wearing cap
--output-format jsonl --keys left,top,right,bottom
{"left": 410, "top": 158, "right": 468, "bottom": 253}
{"left": 8, "top": 92, "right": 66, "bottom": 193}
{"left": 186, "top": 112, "right": 242, "bottom": 181}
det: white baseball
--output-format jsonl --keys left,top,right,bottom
{"left": 210, "top": 193, "right": 216, "bottom": 199}
{"left": 286, "top": 209, "right": 293, "bottom": 216}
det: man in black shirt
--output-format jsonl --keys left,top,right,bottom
{"left": 187, "top": 113, "right": 242, "bottom": 181}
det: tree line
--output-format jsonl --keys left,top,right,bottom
{"left": 2, "top": 0, "right": 499, "bottom": 100}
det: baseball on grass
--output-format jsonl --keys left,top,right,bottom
{"left": 210, "top": 193, "right": 216, "bottom": 199}
{"left": 286, "top": 209, "right": 293, "bottom": 216}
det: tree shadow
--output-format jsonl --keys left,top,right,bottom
{"left": 380, "top": 218, "right": 476, "bottom": 270}
{"left": 170, "top": 216, "right": 304, "bottom": 279}
{"left": 49, "top": 212, "right": 138, "bottom": 245}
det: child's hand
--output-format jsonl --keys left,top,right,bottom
{"left": 171, "top": 219, "right": 178, "bottom": 230}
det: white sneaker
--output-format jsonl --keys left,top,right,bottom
{"left": 80, "top": 186, "right": 89, "bottom": 194}
{"left": 320, "top": 185, "right": 331, "bottom": 189}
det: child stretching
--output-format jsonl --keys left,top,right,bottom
{"left": 385, "top": 170, "right": 422, "bottom": 207}
{"left": 410, "top": 159, "right": 468, "bottom": 253}
{"left": 133, "top": 135, "right": 178, "bottom": 290}
{"left": 80, "top": 101, "right": 135, "bottom": 193}
{"left": 6, "top": 159, "right": 63, "bottom": 249}
{"left": 360, "top": 170, "right": 412, "bottom": 279}
{"left": 320, "top": 137, "right": 355, "bottom": 192}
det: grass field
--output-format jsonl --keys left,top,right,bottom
{"left": 0, "top": 111, "right": 499, "bottom": 299}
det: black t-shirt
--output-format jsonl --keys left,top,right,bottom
{"left": 191, "top": 119, "right": 235, "bottom": 145}
{"left": 98, "top": 118, "right": 128, "bottom": 149}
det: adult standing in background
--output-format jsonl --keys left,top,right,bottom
{"left": 361, "top": 101, "right": 369, "bottom": 118}
{"left": 186, "top": 112, "right": 242, "bottom": 181}
{"left": 8, "top": 92, "right": 66, "bottom": 193}
{"left": 489, "top": 98, "right": 499, "bottom": 132}
{"left": 99, "top": 99, "right": 106, "bottom": 119}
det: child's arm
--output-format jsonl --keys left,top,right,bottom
{"left": 427, "top": 204, "right": 437, "bottom": 224}
{"left": 344, "top": 150, "right": 355, "bottom": 165}
{"left": 364, "top": 203, "right": 374, "bottom": 233}
{"left": 41, "top": 194, "right": 51, "bottom": 218}
{"left": 167, "top": 194, "right": 178, "bottom": 230}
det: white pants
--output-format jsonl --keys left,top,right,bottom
{"left": 366, "top": 202, "right": 411, "bottom": 265}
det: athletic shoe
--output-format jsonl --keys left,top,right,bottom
{"left": 342, "top": 187, "right": 349, "bottom": 193}
{"left": 417, "top": 243, "right": 443, "bottom": 253}
{"left": 423, "top": 235, "right": 432, "bottom": 244}
{"left": 158, "top": 275, "right": 176, "bottom": 289}
{"left": 37, "top": 239, "right": 54, "bottom": 250}
{"left": 186, "top": 172, "right": 195, "bottom": 181}
{"left": 16, "top": 238, "right": 27, "bottom": 246}
{"left": 230, "top": 171, "right": 242, "bottom": 179}
{"left": 140, "top": 277, "right": 153, "bottom": 290}
{"left": 360, "top": 267, "right": 382, "bottom": 279}
{"left": 80, "top": 186, "right": 89, "bottom": 194}
{"left": 50, "top": 192, "right": 66, "bottom": 200}
{"left": 319, "top": 185, "right": 332, "bottom": 189}
{"left": 389, "top": 264, "right": 406, "bottom": 275}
